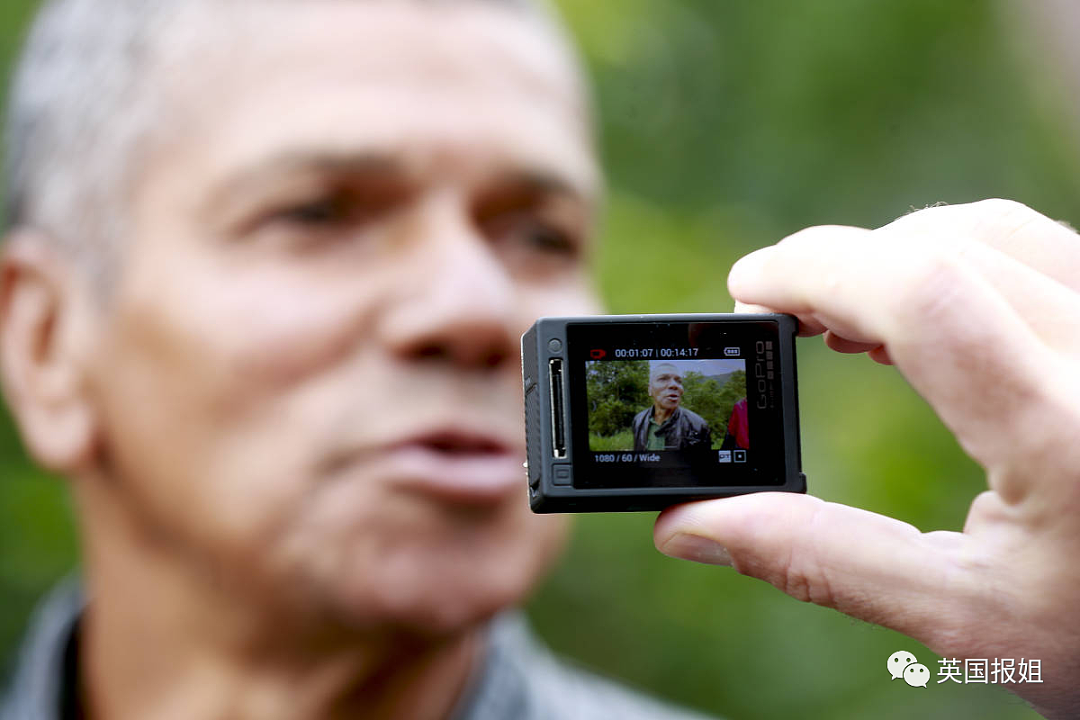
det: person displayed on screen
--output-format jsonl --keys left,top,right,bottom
{"left": 720, "top": 397, "right": 749, "bottom": 451}
{"left": 632, "top": 362, "right": 711, "bottom": 452}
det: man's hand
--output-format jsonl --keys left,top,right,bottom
{"left": 653, "top": 199, "right": 1080, "bottom": 718}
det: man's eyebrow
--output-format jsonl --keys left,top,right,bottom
{"left": 222, "top": 151, "right": 402, "bottom": 191}
{"left": 471, "top": 165, "right": 596, "bottom": 216}
{"left": 201, "top": 150, "right": 404, "bottom": 221}
{"left": 505, "top": 169, "right": 587, "bottom": 200}
{"left": 206, "top": 151, "right": 593, "bottom": 214}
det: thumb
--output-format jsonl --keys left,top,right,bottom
{"left": 654, "top": 493, "right": 980, "bottom": 646}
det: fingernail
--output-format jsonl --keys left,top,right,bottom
{"left": 659, "top": 533, "right": 733, "bottom": 567}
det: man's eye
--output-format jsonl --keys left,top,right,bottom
{"left": 274, "top": 196, "right": 351, "bottom": 226}
{"left": 526, "top": 225, "right": 576, "bottom": 254}
{"left": 503, "top": 218, "right": 578, "bottom": 258}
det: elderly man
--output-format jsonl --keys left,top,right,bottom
{"left": 0, "top": 0, "right": 715, "bottom": 718}
{"left": 631, "top": 362, "right": 711, "bottom": 452}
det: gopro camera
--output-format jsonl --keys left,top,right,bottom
{"left": 522, "top": 314, "right": 805, "bottom": 512}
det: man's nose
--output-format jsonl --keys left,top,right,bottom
{"left": 380, "top": 199, "right": 518, "bottom": 369}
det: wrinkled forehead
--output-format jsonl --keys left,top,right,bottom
{"left": 141, "top": 1, "right": 598, "bottom": 206}
{"left": 165, "top": 1, "right": 588, "bottom": 105}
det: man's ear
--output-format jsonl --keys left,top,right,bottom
{"left": 0, "top": 230, "right": 98, "bottom": 475}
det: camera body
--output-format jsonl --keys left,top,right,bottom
{"left": 522, "top": 314, "right": 805, "bottom": 512}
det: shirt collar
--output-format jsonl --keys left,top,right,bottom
{"left": 2, "top": 580, "right": 536, "bottom": 720}
{"left": 2, "top": 575, "right": 84, "bottom": 720}
{"left": 648, "top": 406, "right": 681, "bottom": 428}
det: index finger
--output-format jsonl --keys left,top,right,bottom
{"left": 883, "top": 199, "right": 1080, "bottom": 295}
{"left": 727, "top": 226, "right": 1075, "bottom": 503}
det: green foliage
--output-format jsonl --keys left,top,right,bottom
{"left": 680, "top": 369, "right": 745, "bottom": 448}
{"left": 588, "top": 429, "right": 634, "bottom": 451}
{"left": 585, "top": 360, "right": 649, "bottom": 438}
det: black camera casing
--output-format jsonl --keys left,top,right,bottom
{"left": 522, "top": 314, "right": 805, "bottom": 513}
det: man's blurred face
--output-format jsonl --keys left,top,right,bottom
{"left": 83, "top": 2, "right": 600, "bottom": 633}
{"left": 648, "top": 365, "right": 683, "bottom": 414}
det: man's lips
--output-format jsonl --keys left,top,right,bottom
{"left": 376, "top": 430, "right": 523, "bottom": 505}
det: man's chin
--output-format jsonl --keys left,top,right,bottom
{"left": 327, "top": 574, "right": 532, "bottom": 639}
{"left": 324, "top": 525, "right": 567, "bottom": 636}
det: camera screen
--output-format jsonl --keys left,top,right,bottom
{"left": 585, "top": 358, "right": 749, "bottom": 453}
{"left": 565, "top": 320, "right": 790, "bottom": 489}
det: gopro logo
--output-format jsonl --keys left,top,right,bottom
{"left": 724, "top": 347, "right": 740, "bottom": 357}
{"left": 755, "top": 341, "right": 775, "bottom": 409}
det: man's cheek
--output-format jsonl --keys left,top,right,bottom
{"left": 514, "top": 280, "right": 601, "bottom": 327}
{"left": 223, "top": 284, "right": 377, "bottom": 392}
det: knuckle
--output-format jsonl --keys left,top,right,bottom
{"left": 761, "top": 503, "right": 837, "bottom": 608}
{"left": 885, "top": 201, "right": 987, "bottom": 238}
{"left": 888, "top": 198, "right": 1041, "bottom": 244}
{"left": 970, "top": 197, "right": 1036, "bottom": 221}
{"left": 893, "top": 249, "right": 972, "bottom": 325}
{"left": 971, "top": 198, "right": 1048, "bottom": 243}
{"left": 778, "top": 547, "right": 836, "bottom": 608}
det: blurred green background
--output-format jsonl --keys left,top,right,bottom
{"left": 2, "top": 1, "right": 1076, "bottom": 718}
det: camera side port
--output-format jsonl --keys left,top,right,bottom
{"left": 549, "top": 358, "right": 567, "bottom": 459}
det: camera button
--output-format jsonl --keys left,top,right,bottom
{"left": 553, "top": 466, "right": 572, "bottom": 486}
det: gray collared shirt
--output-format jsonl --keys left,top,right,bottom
{"left": 3, "top": 580, "right": 719, "bottom": 720}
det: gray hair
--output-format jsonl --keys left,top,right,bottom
{"left": 5, "top": 1, "right": 175, "bottom": 284}
{"left": 3, "top": 0, "right": 559, "bottom": 286}
{"left": 648, "top": 361, "right": 681, "bottom": 381}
